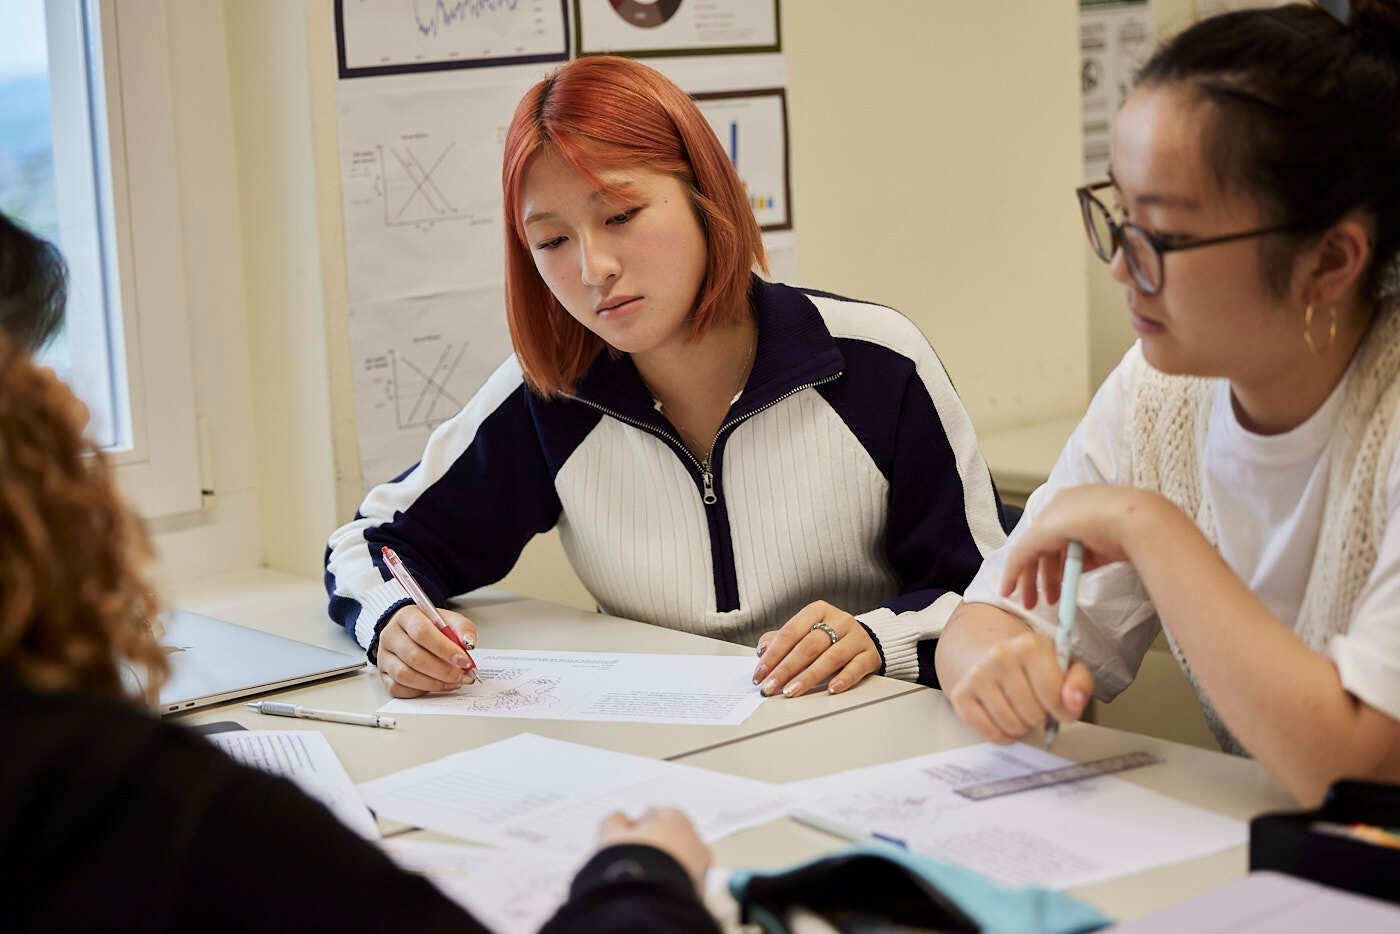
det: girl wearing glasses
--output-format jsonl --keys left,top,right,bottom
{"left": 326, "top": 56, "right": 1004, "bottom": 702}
{"left": 936, "top": 1, "right": 1400, "bottom": 805}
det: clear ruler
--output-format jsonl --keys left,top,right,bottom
{"left": 954, "top": 751, "right": 1163, "bottom": 801}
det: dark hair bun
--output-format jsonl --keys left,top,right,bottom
{"left": 1351, "top": 0, "right": 1400, "bottom": 56}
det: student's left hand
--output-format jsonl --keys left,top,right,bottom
{"left": 752, "top": 601, "right": 882, "bottom": 697}
{"left": 999, "top": 484, "right": 1167, "bottom": 609}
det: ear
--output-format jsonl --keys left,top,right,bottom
{"left": 1296, "top": 215, "right": 1373, "bottom": 309}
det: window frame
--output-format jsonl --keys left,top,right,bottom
{"left": 47, "top": 0, "right": 202, "bottom": 517}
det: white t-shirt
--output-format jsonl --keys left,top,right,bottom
{"left": 963, "top": 345, "right": 1400, "bottom": 723}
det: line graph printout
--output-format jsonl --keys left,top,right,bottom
{"left": 360, "top": 733, "right": 791, "bottom": 852}
{"left": 378, "top": 649, "right": 766, "bottom": 725}
{"left": 349, "top": 287, "right": 514, "bottom": 488}
{"left": 338, "top": 0, "right": 569, "bottom": 77}
{"left": 339, "top": 84, "right": 525, "bottom": 303}
{"left": 576, "top": 0, "right": 779, "bottom": 57}
{"left": 788, "top": 743, "right": 1246, "bottom": 890}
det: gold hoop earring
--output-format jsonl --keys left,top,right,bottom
{"left": 1304, "top": 304, "right": 1337, "bottom": 355}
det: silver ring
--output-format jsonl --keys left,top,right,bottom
{"left": 811, "top": 621, "right": 839, "bottom": 645}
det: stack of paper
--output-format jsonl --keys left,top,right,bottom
{"left": 208, "top": 729, "right": 379, "bottom": 839}
{"left": 382, "top": 839, "right": 736, "bottom": 934}
{"left": 382, "top": 840, "right": 580, "bottom": 934}
{"left": 359, "top": 733, "right": 791, "bottom": 853}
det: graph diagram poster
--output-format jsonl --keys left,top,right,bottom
{"left": 337, "top": 0, "right": 569, "bottom": 78}
{"left": 349, "top": 287, "right": 515, "bottom": 488}
{"left": 575, "top": 0, "right": 780, "bottom": 58}
{"left": 693, "top": 89, "right": 790, "bottom": 231}
{"left": 338, "top": 83, "right": 528, "bottom": 303}
{"left": 1080, "top": 0, "right": 1152, "bottom": 179}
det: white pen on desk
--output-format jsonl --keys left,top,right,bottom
{"left": 791, "top": 808, "right": 908, "bottom": 849}
{"left": 247, "top": 701, "right": 396, "bottom": 730}
{"left": 1044, "top": 540, "right": 1084, "bottom": 750}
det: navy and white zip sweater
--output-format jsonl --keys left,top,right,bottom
{"left": 326, "top": 278, "right": 1006, "bottom": 687}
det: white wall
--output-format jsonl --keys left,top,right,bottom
{"left": 142, "top": 0, "right": 261, "bottom": 593}
{"left": 224, "top": 0, "right": 341, "bottom": 579}
{"left": 780, "top": 2, "right": 1088, "bottom": 432}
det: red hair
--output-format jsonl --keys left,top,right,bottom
{"left": 502, "top": 56, "right": 766, "bottom": 397}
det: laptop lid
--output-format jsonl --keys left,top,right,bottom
{"left": 158, "top": 610, "right": 365, "bottom": 715}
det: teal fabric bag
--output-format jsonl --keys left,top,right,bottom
{"left": 728, "top": 844, "right": 1111, "bottom": 934}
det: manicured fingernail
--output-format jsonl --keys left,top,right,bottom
{"left": 1068, "top": 687, "right": 1087, "bottom": 710}
{"left": 762, "top": 677, "right": 778, "bottom": 696}
{"left": 828, "top": 680, "right": 844, "bottom": 694}
{"left": 454, "top": 655, "right": 471, "bottom": 668}
{"left": 782, "top": 681, "right": 802, "bottom": 698}
{"left": 752, "top": 665, "right": 768, "bottom": 684}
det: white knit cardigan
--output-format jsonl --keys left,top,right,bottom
{"left": 1126, "top": 300, "right": 1400, "bottom": 753}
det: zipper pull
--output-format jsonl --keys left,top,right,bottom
{"left": 701, "top": 465, "right": 718, "bottom": 505}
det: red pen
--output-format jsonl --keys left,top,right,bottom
{"left": 381, "top": 546, "right": 477, "bottom": 679}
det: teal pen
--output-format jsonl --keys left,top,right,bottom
{"left": 1044, "top": 541, "right": 1084, "bottom": 749}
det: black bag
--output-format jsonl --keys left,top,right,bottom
{"left": 727, "top": 845, "right": 1110, "bottom": 934}
{"left": 1249, "top": 779, "right": 1400, "bottom": 905}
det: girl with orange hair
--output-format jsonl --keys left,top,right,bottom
{"left": 327, "top": 56, "right": 1005, "bottom": 701}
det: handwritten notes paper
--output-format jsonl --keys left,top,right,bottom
{"left": 377, "top": 649, "right": 765, "bottom": 726}
{"left": 788, "top": 743, "right": 1246, "bottom": 890}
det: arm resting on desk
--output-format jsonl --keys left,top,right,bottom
{"left": 845, "top": 359, "right": 1007, "bottom": 687}
{"left": 965, "top": 486, "right": 1400, "bottom": 807}
{"left": 325, "top": 360, "right": 562, "bottom": 654}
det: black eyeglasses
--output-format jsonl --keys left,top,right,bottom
{"left": 1076, "top": 180, "right": 1294, "bottom": 294}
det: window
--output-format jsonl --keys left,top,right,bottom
{"left": 0, "top": 0, "right": 201, "bottom": 517}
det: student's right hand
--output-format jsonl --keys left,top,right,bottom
{"left": 597, "top": 808, "right": 712, "bottom": 892}
{"left": 375, "top": 605, "right": 479, "bottom": 698}
{"left": 946, "top": 629, "right": 1095, "bottom": 744}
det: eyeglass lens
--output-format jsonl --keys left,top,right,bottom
{"left": 1081, "top": 195, "right": 1164, "bottom": 293}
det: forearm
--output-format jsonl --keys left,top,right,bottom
{"left": 933, "top": 600, "right": 1034, "bottom": 693}
{"left": 1125, "top": 497, "right": 1400, "bottom": 805}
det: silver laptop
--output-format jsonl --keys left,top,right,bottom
{"left": 158, "top": 610, "right": 365, "bottom": 715}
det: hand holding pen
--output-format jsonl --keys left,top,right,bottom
{"left": 374, "top": 546, "right": 480, "bottom": 699}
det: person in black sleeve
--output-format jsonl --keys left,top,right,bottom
{"left": 0, "top": 209, "right": 719, "bottom": 933}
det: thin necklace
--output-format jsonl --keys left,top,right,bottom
{"left": 644, "top": 333, "right": 757, "bottom": 458}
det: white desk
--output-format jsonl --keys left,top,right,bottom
{"left": 173, "top": 569, "right": 1299, "bottom": 924}
{"left": 675, "top": 688, "right": 1297, "bottom": 923}
{"left": 172, "top": 570, "right": 921, "bottom": 781}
